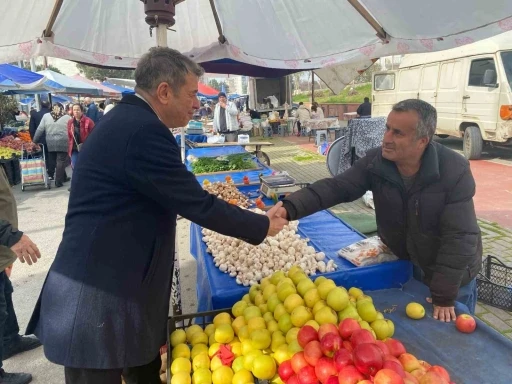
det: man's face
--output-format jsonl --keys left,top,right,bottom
{"left": 382, "top": 110, "right": 428, "bottom": 163}
{"left": 73, "top": 105, "right": 82, "bottom": 120}
{"left": 164, "top": 73, "right": 200, "bottom": 128}
{"left": 219, "top": 96, "right": 227, "bottom": 104}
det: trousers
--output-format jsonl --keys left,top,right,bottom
{"left": 0, "top": 272, "right": 21, "bottom": 369}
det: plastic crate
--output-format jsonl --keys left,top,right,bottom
{"left": 166, "top": 309, "right": 230, "bottom": 384}
{"left": 476, "top": 255, "right": 512, "bottom": 311}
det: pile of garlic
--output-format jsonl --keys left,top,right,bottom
{"left": 201, "top": 212, "right": 336, "bottom": 286}
{"left": 203, "top": 181, "right": 250, "bottom": 208}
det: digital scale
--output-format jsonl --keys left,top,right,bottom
{"left": 260, "top": 174, "right": 300, "bottom": 199}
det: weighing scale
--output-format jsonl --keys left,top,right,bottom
{"left": 260, "top": 174, "right": 300, "bottom": 199}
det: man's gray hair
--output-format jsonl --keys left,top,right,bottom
{"left": 392, "top": 99, "right": 437, "bottom": 140}
{"left": 135, "top": 47, "right": 204, "bottom": 95}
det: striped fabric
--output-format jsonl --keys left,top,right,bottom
{"left": 20, "top": 159, "right": 45, "bottom": 184}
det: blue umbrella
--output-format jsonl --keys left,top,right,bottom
{"left": 0, "top": 64, "right": 63, "bottom": 91}
{"left": 102, "top": 81, "right": 135, "bottom": 95}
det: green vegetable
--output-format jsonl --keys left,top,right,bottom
{"left": 191, "top": 153, "right": 258, "bottom": 174}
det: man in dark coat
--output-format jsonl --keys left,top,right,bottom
{"left": 277, "top": 99, "right": 481, "bottom": 322}
{"left": 84, "top": 97, "right": 99, "bottom": 123}
{"left": 28, "top": 101, "right": 51, "bottom": 140}
{"left": 356, "top": 97, "right": 372, "bottom": 118}
{"left": 27, "top": 47, "right": 288, "bottom": 384}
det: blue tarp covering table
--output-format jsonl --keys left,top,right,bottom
{"left": 191, "top": 208, "right": 411, "bottom": 312}
{"left": 371, "top": 279, "right": 512, "bottom": 384}
{"left": 175, "top": 134, "right": 208, "bottom": 145}
{"left": 186, "top": 146, "right": 274, "bottom": 184}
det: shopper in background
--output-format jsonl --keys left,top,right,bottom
{"left": 296, "top": 101, "right": 311, "bottom": 135}
{"left": 356, "top": 97, "right": 372, "bottom": 118}
{"left": 311, "top": 101, "right": 325, "bottom": 119}
{"left": 33, "top": 103, "right": 70, "bottom": 188}
{"left": 213, "top": 92, "right": 239, "bottom": 133}
{"left": 67, "top": 104, "right": 95, "bottom": 169}
{"left": 84, "top": 97, "right": 99, "bottom": 123}
{"left": 28, "top": 101, "right": 50, "bottom": 140}
{"left": 103, "top": 100, "right": 115, "bottom": 115}
{"left": 98, "top": 102, "right": 105, "bottom": 120}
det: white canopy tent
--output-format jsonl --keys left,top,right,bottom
{"left": 0, "top": 0, "right": 511, "bottom": 84}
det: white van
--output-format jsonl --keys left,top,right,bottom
{"left": 372, "top": 32, "right": 512, "bottom": 159}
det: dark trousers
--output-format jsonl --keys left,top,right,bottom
{"left": 64, "top": 354, "right": 161, "bottom": 384}
{"left": 47, "top": 152, "right": 68, "bottom": 185}
{"left": 0, "top": 272, "right": 21, "bottom": 370}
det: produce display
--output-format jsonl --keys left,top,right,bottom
{"left": 0, "top": 136, "right": 39, "bottom": 153}
{"left": 0, "top": 147, "right": 21, "bottom": 158}
{"left": 202, "top": 210, "right": 336, "bottom": 286}
{"left": 191, "top": 154, "right": 258, "bottom": 175}
{"left": 168, "top": 268, "right": 456, "bottom": 384}
{"left": 203, "top": 181, "right": 251, "bottom": 208}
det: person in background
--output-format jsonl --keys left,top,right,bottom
{"left": 277, "top": 99, "right": 481, "bottom": 321}
{"left": 296, "top": 102, "right": 311, "bottom": 135}
{"left": 98, "top": 102, "right": 105, "bottom": 120}
{"left": 84, "top": 97, "right": 99, "bottom": 123}
{"left": 33, "top": 103, "right": 70, "bottom": 188}
{"left": 103, "top": 101, "right": 115, "bottom": 115}
{"left": 213, "top": 92, "right": 239, "bottom": 133}
{"left": 311, "top": 102, "right": 325, "bottom": 119}
{"left": 29, "top": 101, "right": 52, "bottom": 177}
{"left": 0, "top": 166, "right": 42, "bottom": 384}
{"left": 67, "top": 104, "right": 95, "bottom": 170}
{"left": 356, "top": 97, "right": 372, "bottom": 118}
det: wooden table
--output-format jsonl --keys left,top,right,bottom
{"left": 192, "top": 142, "right": 274, "bottom": 165}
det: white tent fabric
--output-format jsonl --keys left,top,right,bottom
{"left": 0, "top": 0, "right": 511, "bottom": 74}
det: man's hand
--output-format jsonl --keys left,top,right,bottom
{"left": 10, "top": 234, "right": 41, "bottom": 265}
{"left": 426, "top": 297, "right": 456, "bottom": 322}
{"left": 266, "top": 201, "right": 289, "bottom": 237}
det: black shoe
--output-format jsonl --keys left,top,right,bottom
{"left": 65, "top": 177, "right": 71, "bottom": 182}
{"left": 0, "top": 370, "right": 32, "bottom": 384}
{"left": 55, "top": 182, "right": 63, "bottom": 188}
{"left": 2, "top": 335, "right": 41, "bottom": 360}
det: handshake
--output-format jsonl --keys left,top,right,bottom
{"left": 265, "top": 201, "right": 289, "bottom": 237}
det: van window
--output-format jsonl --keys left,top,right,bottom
{"left": 399, "top": 68, "right": 421, "bottom": 91}
{"left": 439, "top": 61, "right": 461, "bottom": 89}
{"left": 468, "top": 58, "right": 497, "bottom": 87}
{"left": 502, "top": 51, "right": 512, "bottom": 89}
{"left": 374, "top": 73, "right": 395, "bottom": 90}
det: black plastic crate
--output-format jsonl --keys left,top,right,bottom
{"left": 0, "top": 159, "right": 15, "bottom": 186}
{"left": 477, "top": 256, "right": 512, "bottom": 311}
{"left": 11, "top": 158, "right": 20, "bottom": 185}
{"left": 166, "top": 309, "right": 230, "bottom": 384}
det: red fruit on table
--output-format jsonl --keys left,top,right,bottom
{"left": 375, "top": 340, "right": 391, "bottom": 356}
{"left": 455, "top": 314, "right": 476, "bottom": 334}
{"left": 287, "top": 375, "right": 300, "bottom": 384}
{"left": 318, "top": 324, "right": 339, "bottom": 340}
{"left": 304, "top": 340, "right": 323, "bottom": 366}
{"left": 404, "top": 371, "right": 420, "bottom": 384}
{"left": 320, "top": 333, "right": 342, "bottom": 357}
{"left": 384, "top": 339, "right": 407, "bottom": 357}
{"left": 353, "top": 343, "right": 384, "bottom": 376}
{"left": 343, "top": 340, "right": 353, "bottom": 352}
{"left": 333, "top": 348, "right": 353, "bottom": 371}
{"left": 325, "top": 376, "right": 338, "bottom": 384}
{"left": 337, "top": 365, "right": 365, "bottom": 384}
{"left": 279, "top": 360, "right": 295, "bottom": 382}
{"left": 374, "top": 368, "right": 406, "bottom": 384}
{"left": 418, "top": 371, "right": 449, "bottom": 384}
{"left": 384, "top": 354, "right": 401, "bottom": 364}
{"left": 298, "top": 326, "right": 319, "bottom": 348}
{"left": 427, "top": 366, "right": 450, "bottom": 382}
{"left": 350, "top": 329, "right": 375, "bottom": 348}
{"left": 315, "top": 357, "right": 337, "bottom": 384}
{"left": 338, "top": 318, "right": 361, "bottom": 340}
{"left": 383, "top": 360, "right": 406, "bottom": 378}
{"left": 418, "top": 361, "right": 431, "bottom": 370}
{"left": 398, "top": 353, "right": 421, "bottom": 373}
{"left": 410, "top": 368, "right": 427, "bottom": 380}
{"left": 358, "top": 381, "right": 373, "bottom": 384}
{"left": 291, "top": 352, "right": 310, "bottom": 374}
{"left": 298, "top": 365, "right": 319, "bottom": 384}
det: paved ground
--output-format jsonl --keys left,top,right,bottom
{"left": 5, "top": 136, "right": 512, "bottom": 383}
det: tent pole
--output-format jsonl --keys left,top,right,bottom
{"left": 346, "top": 0, "right": 387, "bottom": 40}
{"left": 311, "top": 71, "right": 315, "bottom": 103}
{"left": 30, "top": 59, "right": 41, "bottom": 111}
{"left": 43, "top": 0, "right": 64, "bottom": 37}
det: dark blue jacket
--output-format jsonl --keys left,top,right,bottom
{"left": 29, "top": 107, "right": 50, "bottom": 139}
{"left": 27, "top": 95, "right": 269, "bottom": 369}
{"left": 85, "top": 102, "right": 99, "bottom": 123}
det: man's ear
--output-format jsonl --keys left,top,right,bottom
{"left": 155, "top": 82, "right": 171, "bottom": 105}
{"left": 419, "top": 136, "right": 429, "bottom": 149}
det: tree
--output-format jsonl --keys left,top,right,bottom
{"left": 0, "top": 95, "right": 18, "bottom": 129}
{"left": 354, "top": 63, "right": 382, "bottom": 84}
{"left": 76, "top": 63, "right": 134, "bottom": 81}
{"left": 15, "top": 63, "right": 63, "bottom": 74}
{"left": 208, "top": 79, "right": 220, "bottom": 90}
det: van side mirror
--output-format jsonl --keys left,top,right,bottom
{"left": 483, "top": 69, "right": 498, "bottom": 88}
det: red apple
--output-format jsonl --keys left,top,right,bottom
{"left": 279, "top": 360, "right": 295, "bottom": 382}
{"left": 383, "top": 360, "right": 406, "bottom": 378}
{"left": 399, "top": 354, "right": 421, "bottom": 373}
{"left": 325, "top": 377, "right": 338, "bottom": 384}
{"left": 315, "top": 357, "right": 337, "bottom": 384}
{"left": 428, "top": 366, "right": 450, "bottom": 382}
{"left": 404, "top": 372, "right": 420, "bottom": 384}
{"left": 291, "top": 352, "right": 310, "bottom": 374}
{"left": 298, "top": 326, "right": 320, "bottom": 348}
{"left": 318, "top": 324, "right": 339, "bottom": 340}
{"left": 410, "top": 368, "right": 427, "bottom": 380}
{"left": 384, "top": 355, "right": 401, "bottom": 364}
{"left": 339, "top": 318, "right": 361, "bottom": 340}
{"left": 375, "top": 340, "right": 391, "bottom": 356}
{"left": 333, "top": 349, "right": 353, "bottom": 371}
{"left": 320, "top": 333, "right": 343, "bottom": 357}
{"left": 455, "top": 314, "right": 476, "bottom": 334}
{"left": 343, "top": 340, "right": 354, "bottom": 352}
{"left": 418, "top": 371, "right": 449, "bottom": 384}
{"left": 337, "top": 365, "right": 365, "bottom": 384}
{"left": 353, "top": 343, "right": 384, "bottom": 376}
{"left": 298, "top": 365, "right": 319, "bottom": 384}
{"left": 288, "top": 375, "right": 300, "bottom": 384}
{"left": 418, "top": 361, "right": 431, "bottom": 371}
{"left": 384, "top": 339, "right": 406, "bottom": 357}
{"left": 350, "top": 329, "right": 375, "bottom": 348}
{"left": 374, "top": 368, "right": 405, "bottom": 384}
{"left": 304, "top": 340, "right": 323, "bottom": 366}
{"left": 358, "top": 381, "right": 373, "bottom": 384}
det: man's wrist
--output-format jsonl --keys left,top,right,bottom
{"left": 7, "top": 230, "right": 23, "bottom": 248}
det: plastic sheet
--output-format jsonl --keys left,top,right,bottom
{"left": 175, "top": 134, "right": 208, "bottom": 145}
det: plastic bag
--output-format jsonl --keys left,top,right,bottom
{"left": 362, "top": 191, "right": 374, "bottom": 209}
{"left": 337, "top": 236, "right": 398, "bottom": 267}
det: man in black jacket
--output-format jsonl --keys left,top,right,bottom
{"left": 279, "top": 99, "right": 481, "bottom": 322}
{"left": 356, "top": 97, "right": 372, "bottom": 118}
{"left": 28, "top": 101, "right": 50, "bottom": 140}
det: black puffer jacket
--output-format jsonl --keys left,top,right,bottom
{"left": 282, "top": 142, "right": 482, "bottom": 307}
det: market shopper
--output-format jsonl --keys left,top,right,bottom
{"left": 0, "top": 166, "right": 42, "bottom": 384}
{"left": 27, "top": 47, "right": 288, "bottom": 384}
{"left": 28, "top": 100, "right": 50, "bottom": 140}
{"left": 296, "top": 102, "right": 311, "bottom": 135}
{"left": 213, "top": 92, "right": 239, "bottom": 133}
{"left": 84, "top": 97, "right": 99, "bottom": 123}
{"left": 356, "top": 97, "right": 372, "bottom": 118}
{"left": 33, "top": 103, "right": 70, "bottom": 188}
{"left": 67, "top": 104, "right": 95, "bottom": 169}
{"left": 277, "top": 99, "right": 481, "bottom": 322}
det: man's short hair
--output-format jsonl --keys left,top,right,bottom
{"left": 41, "top": 100, "right": 50, "bottom": 109}
{"left": 392, "top": 99, "right": 437, "bottom": 141}
{"left": 299, "top": 102, "right": 304, "bottom": 105}
{"left": 364, "top": 97, "right": 369, "bottom": 102}
{"left": 135, "top": 47, "right": 204, "bottom": 95}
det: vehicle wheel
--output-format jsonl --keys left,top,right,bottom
{"left": 463, "top": 126, "right": 483, "bottom": 160}
{"left": 256, "top": 151, "right": 270, "bottom": 166}
{"left": 436, "top": 134, "right": 449, "bottom": 139}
